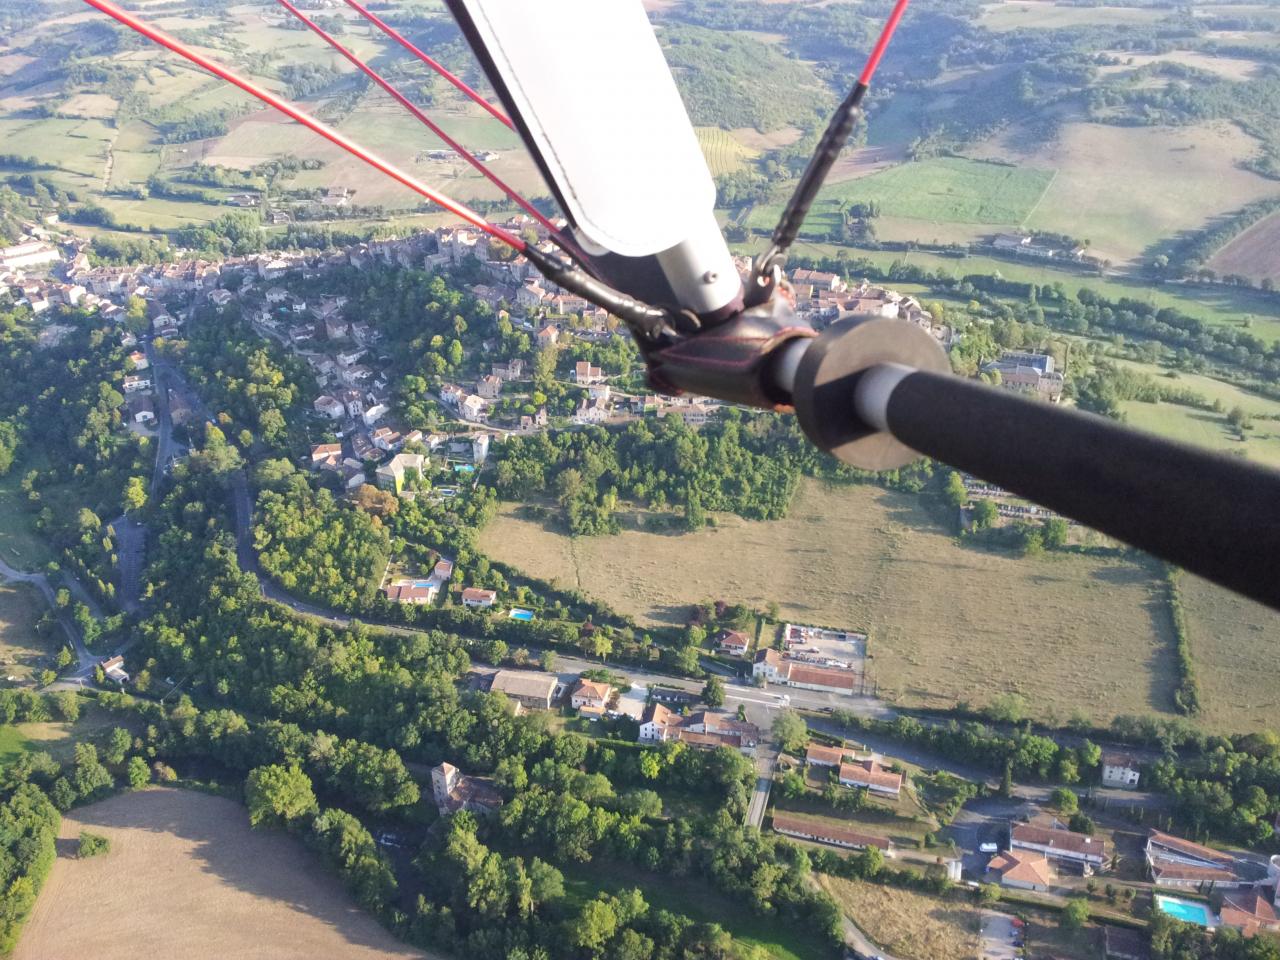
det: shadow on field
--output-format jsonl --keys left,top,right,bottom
{"left": 68, "top": 788, "right": 422, "bottom": 956}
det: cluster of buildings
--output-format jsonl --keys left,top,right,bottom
{"left": 753, "top": 647, "right": 862, "bottom": 696}
{"left": 788, "top": 269, "right": 951, "bottom": 348}
{"left": 990, "top": 233, "right": 1090, "bottom": 264}
{"left": 638, "top": 703, "right": 762, "bottom": 755}
{"left": 382, "top": 557, "right": 453, "bottom": 606}
{"left": 982, "top": 349, "right": 1064, "bottom": 403}
{"left": 804, "top": 741, "right": 904, "bottom": 799}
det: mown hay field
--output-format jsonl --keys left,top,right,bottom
{"left": 1180, "top": 574, "right": 1280, "bottom": 734}
{"left": 819, "top": 875, "right": 980, "bottom": 960}
{"left": 481, "top": 479, "right": 1181, "bottom": 724}
{"left": 0, "top": 582, "right": 51, "bottom": 688}
{"left": 15, "top": 788, "right": 431, "bottom": 960}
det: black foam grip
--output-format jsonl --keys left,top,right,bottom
{"left": 885, "top": 370, "right": 1280, "bottom": 609}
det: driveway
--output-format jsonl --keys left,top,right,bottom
{"left": 980, "top": 910, "right": 1021, "bottom": 960}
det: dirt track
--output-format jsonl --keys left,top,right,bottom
{"left": 15, "top": 788, "right": 429, "bottom": 960}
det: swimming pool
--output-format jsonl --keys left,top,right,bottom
{"left": 1156, "top": 895, "right": 1214, "bottom": 927}
{"left": 508, "top": 608, "right": 534, "bottom": 621}
{"left": 413, "top": 580, "right": 435, "bottom": 589}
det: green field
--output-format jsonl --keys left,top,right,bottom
{"left": 0, "top": 471, "right": 56, "bottom": 572}
{"left": 747, "top": 158, "right": 1055, "bottom": 236}
{"left": 0, "top": 723, "right": 32, "bottom": 765}
{"left": 481, "top": 480, "right": 1184, "bottom": 726}
{"left": 563, "top": 861, "right": 833, "bottom": 960}
{"left": 1120, "top": 401, "right": 1280, "bottom": 468}
{"left": 767, "top": 242, "right": 1280, "bottom": 345}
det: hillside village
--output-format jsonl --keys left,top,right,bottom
{"left": 5, "top": 216, "right": 1277, "bottom": 959}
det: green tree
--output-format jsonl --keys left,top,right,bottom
{"left": 701, "top": 675, "right": 725, "bottom": 707}
{"left": 126, "top": 756, "right": 150, "bottom": 790}
{"left": 123, "top": 475, "right": 147, "bottom": 514}
{"left": 1043, "top": 517, "right": 1069, "bottom": 549}
{"left": 1063, "top": 898, "right": 1089, "bottom": 929}
{"left": 78, "top": 831, "right": 110, "bottom": 858}
{"left": 245, "top": 764, "right": 317, "bottom": 828}
{"left": 977, "top": 883, "right": 1002, "bottom": 905}
{"left": 1050, "top": 787, "right": 1079, "bottom": 815}
{"left": 771, "top": 710, "right": 807, "bottom": 755}
{"left": 779, "top": 770, "right": 805, "bottom": 799}
{"left": 971, "top": 499, "right": 997, "bottom": 529}
{"left": 570, "top": 897, "right": 618, "bottom": 951}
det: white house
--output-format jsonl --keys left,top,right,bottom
{"left": 314, "top": 395, "right": 345, "bottom": 419}
{"left": 1101, "top": 753, "right": 1141, "bottom": 789}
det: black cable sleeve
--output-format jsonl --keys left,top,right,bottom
{"left": 883, "top": 370, "right": 1280, "bottom": 609}
{"left": 761, "top": 82, "right": 868, "bottom": 269}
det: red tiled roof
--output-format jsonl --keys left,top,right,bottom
{"left": 839, "top": 760, "right": 903, "bottom": 793}
{"left": 573, "top": 679, "right": 612, "bottom": 702}
{"left": 1150, "top": 861, "right": 1240, "bottom": 884}
{"left": 1012, "top": 823, "right": 1104, "bottom": 859}
{"left": 715, "top": 629, "right": 750, "bottom": 649}
{"left": 786, "top": 663, "right": 856, "bottom": 691}
{"left": 772, "top": 813, "right": 890, "bottom": 850}
{"left": 755, "top": 648, "right": 782, "bottom": 666}
{"left": 1147, "top": 829, "right": 1233, "bottom": 865}
{"left": 988, "top": 851, "right": 1054, "bottom": 887}
{"left": 1221, "top": 891, "right": 1280, "bottom": 935}
{"left": 462, "top": 587, "right": 497, "bottom": 602}
{"left": 806, "top": 743, "right": 847, "bottom": 766}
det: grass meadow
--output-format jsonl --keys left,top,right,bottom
{"left": 0, "top": 582, "right": 51, "bottom": 687}
{"left": 1180, "top": 574, "right": 1280, "bottom": 734}
{"left": 818, "top": 875, "right": 980, "bottom": 960}
{"left": 979, "top": 1, "right": 1168, "bottom": 31}
{"left": 480, "top": 479, "right": 1181, "bottom": 725}
{"left": 763, "top": 241, "right": 1280, "bottom": 344}
{"left": 747, "top": 157, "right": 1054, "bottom": 237}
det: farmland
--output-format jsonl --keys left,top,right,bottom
{"left": 0, "top": 583, "right": 51, "bottom": 687}
{"left": 818, "top": 875, "right": 980, "bottom": 960}
{"left": 14, "top": 788, "right": 429, "bottom": 960}
{"left": 1120, "top": 399, "right": 1280, "bottom": 469}
{"left": 768, "top": 241, "right": 1280, "bottom": 345}
{"left": 1180, "top": 574, "right": 1280, "bottom": 734}
{"left": 746, "top": 157, "right": 1055, "bottom": 237}
{"left": 1208, "top": 209, "right": 1280, "bottom": 284}
{"left": 695, "top": 126, "right": 760, "bottom": 176}
{"left": 481, "top": 479, "right": 1180, "bottom": 725}
{"left": 980, "top": 1, "right": 1168, "bottom": 32}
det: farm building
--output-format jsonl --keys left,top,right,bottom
{"left": 986, "top": 850, "right": 1055, "bottom": 892}
{"left": 805, "top": 742, "right": 851, "bottom": 768}
{"left": 489, "top": 670, "right": 558, "bottom": 710}
{"left": 838, "top": 759, "right": 903, "bottom": 798}
{"left": 1012, "top": 822, "right": 1106, "bottom": 874}
{"left": 1145, "top": 829, "right": 1251, "bottom": 889}
{"left": 771, "top": 813, "right": 891, "bottom": 853}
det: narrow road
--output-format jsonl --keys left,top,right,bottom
{"left": 745, "top": 746, "right": 777, "bottom": 829}
{"left": 0, "top": 557, "right": 94, "bottom": 672}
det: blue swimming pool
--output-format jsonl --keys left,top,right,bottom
{"left": 1156, "top": 895, "right": 1213, "bottom": 927}
{"left": 413, "top": 580, "right": 434, "bottom": 589}
{"left": 454, "top": 464, "right": 475, "bottom": 474}
{"left": 508, "top": 608, "right": 534, "bottom": 621}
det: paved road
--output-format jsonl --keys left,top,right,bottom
{"left": 745, "top": 746, "right": 778, "bottom": 829}
{"left": 979, "top": 910, "right": 1021, "bottom": 960}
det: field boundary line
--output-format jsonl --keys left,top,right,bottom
{"left": 1020, "top": 166, "right": 1059, "bottom": 228}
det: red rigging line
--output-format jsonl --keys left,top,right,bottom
{"left": 339, "top": 0, "right": 513, "bottom": 130}
{"left": 79, "top": 0, "right": 525, "bottom": 252}
{"left": 274, "top": 0, "right": 558, "bottom": 234}
{"left": 858, "top": 0, "right": 912, "bottom": 88}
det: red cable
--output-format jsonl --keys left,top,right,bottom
{"left": 276, "top": 0, "right": 556, "bottom": 233}
{"left": 858, "top": 0, "right": 912, "bottom": 87}
{"left": 80, "top": 0, "right": 524, "bottom": 252}
{"left": 339, "top": 0, "right": 514, "bottom": 130}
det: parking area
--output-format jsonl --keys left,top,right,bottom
{"left": 980, "top": 910, "right": 1024, "bottom": 960}
{"left": 782, "top": 622, "right": 866, "bottom": 670}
